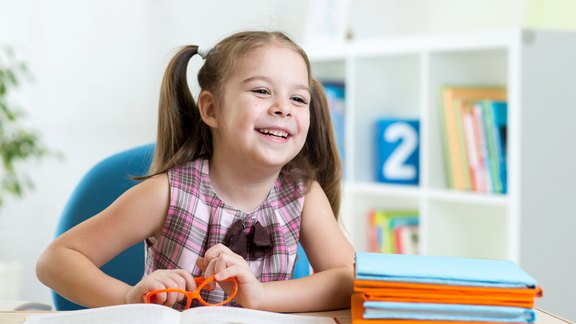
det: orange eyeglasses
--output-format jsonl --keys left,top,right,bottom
{"left": 143, "top": 275, "right": 238, "bottom": 308}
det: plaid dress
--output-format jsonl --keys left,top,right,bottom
{"left": 145, "top": 159, "right": 306, "bottom": 308}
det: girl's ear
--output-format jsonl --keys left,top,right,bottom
{"left": 198, "top": 90, "right": 218, "bottom": 128}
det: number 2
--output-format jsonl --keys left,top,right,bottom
{"left": 383, "top": 123, "right": 418, "bottom": 180}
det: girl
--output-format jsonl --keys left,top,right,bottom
{"left": 36, "top": 31, "right": 355, "bottom": 312}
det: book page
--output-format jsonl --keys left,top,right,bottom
{"left": 24, "top": 303, "right": 336, "bottom": 324}
{"left": 181, "top": 306, "right": 336, "bottom": 324}
{"left": 24, "top": 304, "right": 180, "bottom": 324}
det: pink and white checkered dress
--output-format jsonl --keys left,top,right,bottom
{"left": 145, "top": 159, "right": 306, "bottom": 307}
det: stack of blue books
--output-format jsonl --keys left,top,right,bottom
{"left": 352, "top": 252, "right": 542, "bottom": 323}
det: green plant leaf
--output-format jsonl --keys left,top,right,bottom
{"left": 0, "top": 45, "right": 60, "bottom": 209}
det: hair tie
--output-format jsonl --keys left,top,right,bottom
{"left": 197, "top": 46, "right": 210, "bottom": 59}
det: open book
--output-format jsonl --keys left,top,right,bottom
{"left": 24, "top": 303, "right": 337, "bottom": 324}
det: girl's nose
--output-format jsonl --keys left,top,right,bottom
{"left": 271, "top": 98, "right": 292, "bottom": 118}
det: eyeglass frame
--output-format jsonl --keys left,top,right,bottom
{"left": 143, "top": 275, "right": 238, "bottom": 308}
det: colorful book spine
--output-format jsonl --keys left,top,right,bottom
{"left": 368, "top": 210, "right": 419, "bottom": 254}
{"left": 490, "top": 100, "right": 508, "bottom": 194}
{"left": 461, "top": 102, "right": 482, "bottom": 192}
{"left": 472, "top": 102, "right": 491, "bottom": 193}
{"left": 441, "top": 90, "right": 471, "bottom": 190}
{"left": 441, "top": 86, "right": 507, "bottom": 192}
{"left": 440, "top": 86, "right": 507, "bottom": 194}
{"left": 478, "top": 100, "right": 506, "bottom": 193}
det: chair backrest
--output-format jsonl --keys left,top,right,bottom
{"left": 53, "top": 143, "right": 310, "bottom": 310}
{"left": 53, "top": 144, "right": 155, "bottom": 310}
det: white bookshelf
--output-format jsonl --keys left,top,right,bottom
{"left": 307, "top": 30, "right": 576, "bottom": 319}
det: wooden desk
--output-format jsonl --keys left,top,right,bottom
{"left": 0, "top": 308, "right": 571, "bottom": 324}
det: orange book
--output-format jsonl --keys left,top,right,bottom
{"left": 355, "top": 279, "right": 542, "bottom": 308}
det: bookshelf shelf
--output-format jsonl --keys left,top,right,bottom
{"left": 308, "top": 29, "right": 576, "bottom": 316}
{"left": 426, "top": 189, "right": 509, "bottom": 206}
{"left": 348, "top": 183, "right": 420, "bottom": 197}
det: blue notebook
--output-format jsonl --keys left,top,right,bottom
{"left": 356, "top": 252, "right": 536, "bottom": 288}
{"left": 363, "top": 301, "right": 535, "bottom": 323}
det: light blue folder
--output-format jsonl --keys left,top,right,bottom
{"left": 363, "top": 301, "right": 536, "bottom": 323}
{"left": 356, "top": 252, "right": 536, "bottom": 288}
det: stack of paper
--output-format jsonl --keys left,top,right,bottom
{"left": 352, "top": 252, "right": 542, "bottom": 323}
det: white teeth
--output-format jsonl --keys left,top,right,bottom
{"left": 258, "top": 128, "right": 288, "bottom": 138}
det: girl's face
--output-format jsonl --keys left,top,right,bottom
{"left": 212, "top": 44, "right": 311, "bottom": 170}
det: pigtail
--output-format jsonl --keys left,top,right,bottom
{"left": 302, "top": 79, "right": 343, "bottom": 218}
{"left": 150, "top": 45, "right": 212, "bottom": 175}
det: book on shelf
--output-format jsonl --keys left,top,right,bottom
{"left": 322, "top": 81, "right": 346, "bottom": 173}
{"left": 368, "top": 210, "right": 419, "bottom": 254}
{"left": 462, "top": 100, "right": 491, "bottom": 193}
{"left": 23, "top": 303, "right": 337, "bottom": 324}
{"left": 461, "top": 100, "right": 508, "bottom": 194}
{"left": 441, "top": 86, "right": 507, "bottom": 193}
{"left": 480, "top": 100, "right": 508, "bottom": 194}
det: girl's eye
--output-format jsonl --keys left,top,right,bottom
{"left": 291, "top": 96, "right": 308, "bottom": 105}
{"left": 252, "top": 88, "right": 270, "bottom": 95}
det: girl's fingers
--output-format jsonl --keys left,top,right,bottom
{"left": 203, "top": 253, "right": 235, "bottom": 289}
{"left": 165, "top": 291, "right": 180, "bottom": 306}
{"left": 143, "top": 269, "right": 196, "bottom": 306}
{"left": 203, "top": 259, "right": 218, "bottom": 289}
{"left": 203, "top": 252, "right": 252, "bottom": 290}
{"left": 213, "top": 264, "right": 261, "bottom": 305}
{"left": 160, "top": 276, "right": 180, "bottom": 306}
{"left": 164, "top": 270, "right": 196, "bottom": 306}
{"left": 214, "top": 263, "right": 251, "bottom": 283}
{"left": 202, "top": 243, "right": 234, "bottom": 264}
{"left": 174, "top": 269, "right": 197, "bottom": 291}
{"left": 201, "top": 244, "right": 249, "bottom": 286}
{"left": 213, "top": 253, "right": 237, "bottom": 275}
{"left": 214, "top": 264, "right": 242, "bottom": 293}
{"left": 196, "top": 257, "right": 207, "bottom": 272}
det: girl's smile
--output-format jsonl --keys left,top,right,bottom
{"left": 256, "top": 127, "right": 290, "bottom": 141}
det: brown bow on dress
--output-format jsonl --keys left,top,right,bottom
{"left": 224, "top": 219, "right": 273, "bottom": 259}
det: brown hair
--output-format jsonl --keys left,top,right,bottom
{"left": 147, "top": 31, "right": 342, "bottom": 218}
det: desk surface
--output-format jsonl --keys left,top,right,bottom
{"left": 0, "top": 308, "right": 571, "bottom": 324}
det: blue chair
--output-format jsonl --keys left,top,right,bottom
{"left": 54, "top": 143, "right": 310, "bottom": 310}
{"left": 54, "top": 144, "right": 155, "bottom": 310}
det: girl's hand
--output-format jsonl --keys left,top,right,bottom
{"left": 196, "top": 243, "right": 264, "bottom": 309}
{"left": 126, "top": 269, "right": 196, "bottom": 306}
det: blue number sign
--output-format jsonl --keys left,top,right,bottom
{"left": 375, "top": 118, "right": 420, "bottom": 185}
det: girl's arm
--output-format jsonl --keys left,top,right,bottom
{"left": 258, "top": 180, "right": 355, "bottom": 312}
{"left": 202, "top": 181, "right": 355, "bottom": 312}
{"left": 36, "top": 174, "right": 195, "bottom": 308}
